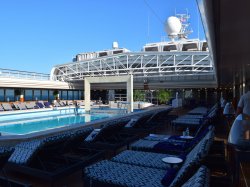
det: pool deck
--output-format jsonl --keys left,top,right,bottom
{"left": 0, "top": 105, "right": 167, "bottom": 146}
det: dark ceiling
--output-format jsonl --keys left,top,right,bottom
{"left": 211, "top": 0, "right": 250, "bottom": 87}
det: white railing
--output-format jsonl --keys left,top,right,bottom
{"left": 0, "top": 68, "right": 50, "bottom": 81}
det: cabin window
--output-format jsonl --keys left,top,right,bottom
{"left": 145, "top": 47, "right": 159, "bottom": 51}
{"left": 163, "top": 45, "right": 177, "bottom": 51}
{"left": 99, "top": 52, "right": 108, "bottom": 57}
{"left": 113, "top": 50, "right": 123, "bottom": 54}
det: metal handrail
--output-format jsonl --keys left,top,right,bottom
{"left": 0, "top": 68, "right": 50, "bottom": 81}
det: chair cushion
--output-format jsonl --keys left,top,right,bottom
{"left": 112, "top": 150, "right": 172, "bottom": 170}
{"left": 84, "top": 160, "right": 166, "bottom": 187}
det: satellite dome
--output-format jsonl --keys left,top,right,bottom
{"left": 165, "top": 16, "right": 182, "bottom": 37}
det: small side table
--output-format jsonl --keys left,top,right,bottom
{"left": 162, "top": 156, "right": 183, "bottom": 168}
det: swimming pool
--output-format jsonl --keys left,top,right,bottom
{"left": 0, "top": 109, "right": 114, "bottom": 135}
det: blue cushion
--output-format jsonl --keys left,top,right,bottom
{"left": 154, "top": 141, "right": 189, "bottom": 153}
{"left": 161, "top": 168, "right": 177, "bottom": 186}
{"left": 36, "top": 102, "right": 44, "bottom": 108}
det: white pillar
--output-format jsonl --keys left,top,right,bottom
{"left": 127, "top": 75, "right": 133, "bottom": 113}
{"left": 84, "top": 78, "right": 91, "bottom": 112}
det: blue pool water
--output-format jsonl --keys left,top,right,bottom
{"left": 0, "top": 109, "right": 113, "bottom": 135}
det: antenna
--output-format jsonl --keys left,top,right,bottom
{"left": 175, "top": 10, "right": 193, "bottom": 39}
{"left": 147, "top": 12, "right": 150, "bottom": 42}
{"left": 197, "top": 6, "right": 200, "bottom": 39}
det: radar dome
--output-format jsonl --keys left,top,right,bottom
{"left": 165, "top": 16, "right": 182, "bottom": 37}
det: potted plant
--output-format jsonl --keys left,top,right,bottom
{"left": 133, "top": 90, "right": 145, "bottom": 109}
{"left": 156, "top": 89, "right": 171, "bottom": 105}
{"left": 53, "top": 90, "right": 59, "bottom": 100}
{"left": 133, "top": 90, "right": 144, "bottom": 101}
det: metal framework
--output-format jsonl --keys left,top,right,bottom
{"left": 51, "top": 51, "right": 215, "bottom": 85}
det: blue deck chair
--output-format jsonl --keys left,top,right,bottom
{"left": 131, "top": 126, "right": 214, "bottom": 154}
{"left": 111, "top": 129, "right": 213, "bottom": 170}
{"left": 44, "top": 101, "right": 51, "bottom": 108}
{"left": 84, "top": 143, "right": 209, "bottom": 187}
{"left": 6, "top": 127, "right": 103, "bottom": 185}
{"left": 36, "top": 102, "right": 45, "bottom": 108}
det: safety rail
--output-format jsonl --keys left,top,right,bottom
{"left": 0, "top": 68, "right": 50, "bottom": 81}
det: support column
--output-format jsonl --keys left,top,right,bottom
{"left": 127, "top": 75, "right": 133, "bottom": 113}
{"left": 84, "top": 78, "right": 91, "bottom": 112}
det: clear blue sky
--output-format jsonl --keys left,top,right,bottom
{"left": 0, "top": 0, "right": 204, "bottom": 74}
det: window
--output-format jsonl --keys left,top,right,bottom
{"left": 5, "top": 89, "right": 14, "bottom": 101}
{"left": 79, "top": 91, "right": 83, "bottom": 100}
{"left": 25, "top": 90, "right": 33, "bottom": 101}
{"left": 62, "top": 91, "right": 67, "bottom": 100}
{"left": 68, "top": 91, "right": 73, "bottom": 100}
{"left": 34, "top": 90, "right": 41, "bottom": 101}
{"left": 41, "top": 90, "right": 49, "bottom": 100}
{"left": 0, "top": 89, "right": 4, "bottom": 102}
{"left": 74, "top": 91, "right": 79, "bottom": 100}
{"left": 49, "top": 90, "right": 54, "bottom": 101}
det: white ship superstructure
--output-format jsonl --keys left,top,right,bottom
{"left": 51, "top": 14, "right": 216, "bottom": 89}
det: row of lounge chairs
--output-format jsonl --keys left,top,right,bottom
{"left": 0, "top": 100, "right": 86, "bottom": 112}
{"left": 0, "top": 107, "right": 173, "bottom": 186}
{"left": 171, "top": 104, "right": 218, "bottom": 130}
{"left": 83, "top": 123, "right": 214, "bottom": 186}
{"left": 0, "top": 105, "right": 219, "bottom": 186}
{"left": 0, "top": 101, "right": 51, "bottom": 111}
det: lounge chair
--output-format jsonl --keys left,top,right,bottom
{"left": 188, "top": 107, "right": 208, "bottom": 115}
{"left": 0, "top": 146, "right": 31, "bottom": 187}
{"left": 80, "top": 118, "right": 139, "bottom": 154}
{"left": 53, "top": 101, "right": 61, "bottom": 107}
{"left": 120, "top": 108, "right": 173, "bottom": 137}
{"left": 44, "top": 101, "right": 51, "bottom": 108}
{"left": 111, "top": 128, "right": 213, "bottom": 170}
{"left": 59, "top": 100, "right": 67, "bottom": 106}
{"left": 171, "top": 106, "right": 218, "bottom": 130}
{"left": 36, "top": 102, "right": 45, "bottom": 108}
{"left": 17, "top": 102, "right": 27, "bottom": 110}
{"left": 67, "top": 100, "right": 73, "bottom": 106}
{"left": 6, "top": 127, "right": 103, "bottom": 185}
{"left": 25, "top": 102, "right": 39, "bottom": 109}
{"left": 77, "top": 100, "right": 84, "bottom": 106}
{"left": 84, "top": 135, "right": 210, "bottom": 187}
{"left": 0, "top": 104, "right": 4, "bottom": 111}
{"left": 130, "top": 126, "right": 214, "bottom": 154}
{"left": 2, "top": 103, "right": 13, "bottom": 111}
